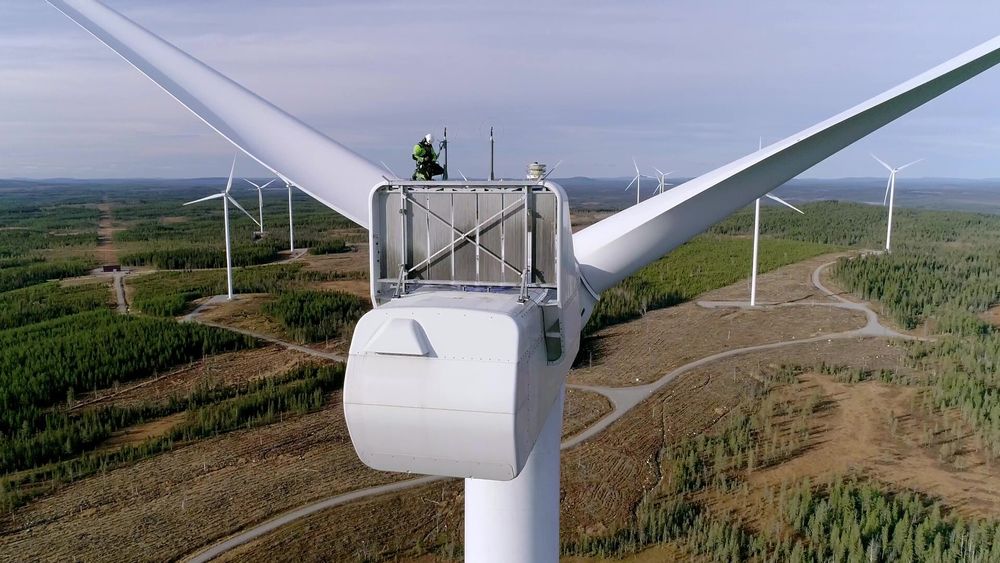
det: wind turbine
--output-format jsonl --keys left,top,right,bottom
{"left": 183, "top": 156, "right": 260, "bottom": 300}
{"left": 282, "top": 178, "right": 297, "bottom": 253}
{"left": 749, "top": 194, "right": 804, "bottom": 306}
{"left": 243, "top": 177, "right": 276, "bottom": 234}
{"left": 652, "top": 167, "right": 674, "bottom": 195}
{"left": 871, "top": 154, "right": 921, "bottom": 252}
{"left": 624, "top": 158, "right": 653, "bottom": 205}
{"left": 45, "top": 2, "right": 1000, "bottom": 560}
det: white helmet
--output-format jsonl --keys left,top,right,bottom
{"left": 424, "top": 133, "right": 434, "bottom": 144}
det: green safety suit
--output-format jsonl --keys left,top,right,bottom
{"left": 412, "top": 140, "right": 444, "bottom": 180}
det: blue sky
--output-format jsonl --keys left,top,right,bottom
{"left": 3, "top": 1, "right": 1000, "bottom": 179}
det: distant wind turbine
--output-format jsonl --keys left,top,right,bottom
{"left": 243, "top": 178, "right": 276, "bottom": 234}
{"left": 183, "top": 155, "right": 259, "bottom": 300}
{"left": 652, "top": 167, "right": 674, "bottom": 196}
{"left": 872, "top": 154, "right": 921, "bottom": 252}
{"left": 624, "top": 158, "right": 654, "bottom": 206}
{"left": 750, "top": 194, "right": 804, "bottom": 306}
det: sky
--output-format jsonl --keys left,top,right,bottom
{"left": 3, "top": 1, "right": 1000, "bottom": 180}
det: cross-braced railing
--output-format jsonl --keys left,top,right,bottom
{"left": 371, "top": 182, "right": 559, "bottom": 305}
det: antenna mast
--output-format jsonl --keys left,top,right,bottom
{"left": 441, "top": 126, "right": 449, "bottom": 181}
{"left": 489, "top": 126, "right": 495, "bottom": 181}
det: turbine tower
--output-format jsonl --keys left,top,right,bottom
{"left": 44, "top": 2, "right": 1000, "bottom": 560}
{"left": 871, "top": 154, "right": 921, "bottom": 252}
{"left": 183, "top": 156, "right": 260, "bottom": 300}
{"left": 243, "top": 177, "right": 276, "bottom": 234}
{"left": 749, "top": 194, "right": 804, "bottom": 307}
{"left": 283, "top": 179, "right": 296, "bottom": 253}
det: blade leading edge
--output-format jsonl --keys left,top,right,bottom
{"left": 46, "top": 0, "right": 384, "bottom": 227}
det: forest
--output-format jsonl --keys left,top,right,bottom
{"left": 0, "top": 259, "right": 94, "bottom": 293}
{"left": 0, "top": 362, "right": 344, "bottom": 512}
{"left": 129, "top": 263, "right": 361, "bottom": 316}
{"left": 262, "top": 289, "right": 370, "bottom": 343}
{"left": 120, "top": 241, "right": 282, "bottom": 269}
{"left": 0, "top": 281, "right": 109, "bottom": 330}
{"left": 0, "top": 197, "right": 99, "bottom": 256}
{"left": 0, "top": 310, "right": 255, "bottom": 437}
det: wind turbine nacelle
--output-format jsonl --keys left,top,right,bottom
{"left": 344, "top": 180, "right": 589, "bottom": 481}
{"left": 344, "top": 290, "right": 562, "bottom": 480}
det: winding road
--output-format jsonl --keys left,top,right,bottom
{"left": 183, "top": 257, "right": 912, "bottom": 562}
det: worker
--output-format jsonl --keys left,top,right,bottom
{"left": 412, "top": 133, "right": 445, "bottom": 180}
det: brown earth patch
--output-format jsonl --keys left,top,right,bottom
{"left": 569, "top": 303, "right": 867, "bottom": 387}
{"left": 194, "top": 294, "right": 291, "bottom": 340}
{"left": 697, "top": 372, "right": 1000, "bottom": 548}
{"left": 99, "top": 412, "right": 187, "bottom": 450}
{"left": 980, "top": 304, "right": 1000, "bottom": 327}
{"left": 299, "top": 246, "right": 369, "bottom": 277}
{"left": 71, "top": 345, "right": 319, "bottom": 411}
{"left": 315, "top": 279, "right": 371, "bottom": 299}
{"left": 571, "top": 211, "right": 615, "bottom": 232}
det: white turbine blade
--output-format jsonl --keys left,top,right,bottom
{"left": 227, "top": 195, "right": 260, "bottom": 227}
{"left": 457, "top": 169, "right": 469, "bottom": 182}
{"left": 896, "top": 158, "right": 923, "bottom": 172}
{"left": 632, "top": 157, "right": 640, "bottom": 176}
{"left": 654, "top": 167, "right": 664, "bottom": 177}
{"left": 870, "top": 153, "right": 895, "bottom": 172}
{"left": 379, "top": 160, "right": 398, "bottom": 179}
{"left": 624, "top": 176, "right": 637, "bottom": 192}
{"left": 183, "top": 192, "right": 224, "bottom": 206}
{"left": 574, "top": 35, "right": 1000, "bottom": 294}
{"left": 764, "top": 193, "right": 805, "bottom": 214}
{"left": 540, "top": 160, "right": 563, "bottom": 181}
{"left": 224, "top": 154, "right": 237, "bottom": 194}
{"left": 243, "top": 178, "right": 262, "bottom": 190}
{"left": 46, "top": 0, "right": 384, "bottom": 227}
{"left": 883, "top": 175, "right": 892, "bottom": 206}
{"left": 259, "top": 179, "right": 276, "bottom": 189}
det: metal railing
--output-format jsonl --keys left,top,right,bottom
{"left": 372, "top": 182, "right": 559, "bottom": 302}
